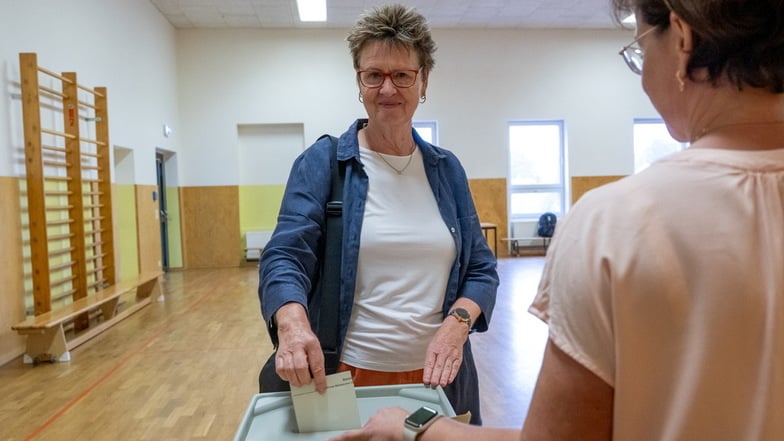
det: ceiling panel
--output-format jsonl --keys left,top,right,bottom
{"left": 149, "top": 0, "right": 619, "bottom": 29}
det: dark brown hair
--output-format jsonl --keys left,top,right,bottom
{"left": 611, "top": 0, "right": 784, "bottom": 92}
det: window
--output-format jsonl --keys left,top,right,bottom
{"left": 633, "top": 118, "right": 687, "bottom": 173}
{"left": 413, "top": 120, "right": 438, "bottom": 145}
{"left": 508, "top": 121, "right": 566, "bottom": 220}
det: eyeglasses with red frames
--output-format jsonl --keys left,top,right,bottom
{"left": 356, "top": 69, "right": 421, "bottom": 88}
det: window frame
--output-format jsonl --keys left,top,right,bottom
{"left": 507, "top": 120, "right": 566, "bottom": 222}
{"left": 413, "top": 120, "right": 438, "bottom": 145}
{"left": 633, "top": 117, "right": 687, "bottom": 173}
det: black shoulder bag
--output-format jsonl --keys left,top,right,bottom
{"left": 258, "top": 134, "right": 344, "bottom": 393}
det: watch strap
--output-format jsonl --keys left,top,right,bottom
{"left": 402, "top": 425, "right": 419, "bottom": 441}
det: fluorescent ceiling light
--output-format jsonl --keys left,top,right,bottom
{"left": 622, "top": 13, "right": 636, "bottom": 25}
{"left": 297, "top": 0, "right": 327, "bottom": 22}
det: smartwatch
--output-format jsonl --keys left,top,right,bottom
{"left": 403, "top": 406, "right": 440, "bottom": 441}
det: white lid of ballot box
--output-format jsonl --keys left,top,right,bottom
{"left": 234, "top": 384, "right": 456, "bottom": 441}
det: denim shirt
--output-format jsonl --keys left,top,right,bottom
{"left": 259, "top": 119, "right": 499, "bottom": 348}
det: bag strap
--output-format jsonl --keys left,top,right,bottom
{"left": 316, "top": 134, "right": 343, "bottom": 353}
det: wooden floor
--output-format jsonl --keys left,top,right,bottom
{"left": 0, "top": 257, "right": 548, "bottom": 440}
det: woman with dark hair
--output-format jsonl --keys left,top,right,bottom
{"left": 332, "top": 0, "right": 784, "bottom": 439}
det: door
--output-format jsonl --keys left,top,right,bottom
{"left": 156, "top": 153, "right": 169, "bottom": 271}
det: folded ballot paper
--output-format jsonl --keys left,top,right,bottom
{"left": 290, "top": 371, "right": 362, "bottom": 433}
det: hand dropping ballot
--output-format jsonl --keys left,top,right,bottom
{"left": 290, "top": 371, "right": 361, "bottom": 433}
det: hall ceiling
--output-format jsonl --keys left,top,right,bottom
{"left": 149, "top": 0, "right": 620, "bottom": 30}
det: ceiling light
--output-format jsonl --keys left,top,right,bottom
{"left": 297, "top": 0, "right": 327, "bottom": 22}
{"left": 622, "top": 13, "right": 636, "bottom": 25}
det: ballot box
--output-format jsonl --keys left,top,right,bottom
{"left": 233, "top": 384, "right": 456, "bottom": 441}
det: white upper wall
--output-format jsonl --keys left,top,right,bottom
{"left": 175, "top": 26, "right": 661, "bottom": 186}
{"left": 427, "top": 29, "right": 659, "bottom": 177}
{"left": 0, "top": 1, "right": 663, "bottom": 186}
{"left": 0, "top": 0, "right": 179, "bottom": 184}
{"left": 176, "top": 28, "right": 363, "bottom": 186}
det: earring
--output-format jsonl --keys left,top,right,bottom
{"left": 358, "top": 92, "right": 364, "bottom": 103}
{"left": 419, "top": 95, "right": 426, "bottom": 103}
{"left": 676, "top": 70, "right": 686, "bottom": 93}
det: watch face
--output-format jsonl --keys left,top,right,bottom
{"left": 453, "top": 308, "right": 469, "bottom": 320}
{"left": 405, "top": 406, "right": 439, "bottom": 428}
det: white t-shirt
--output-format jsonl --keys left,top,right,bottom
{"left": 530, "top": 147, "right": 784, "bottom": 440}
{"left": 340, "top": 146, "right": 456, "bottom": 371}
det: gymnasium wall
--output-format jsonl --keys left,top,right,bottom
{"left": 0, "top": 0, "right": 179, "bottom": 364}
{"left": 114, "top": 184, "right": 140, "bottom": 282}
{"left": 0, "top": 177, "right": 26, "bottom": 365}
{"left": 180, "top": 186, "right": 242, "bottom": 268}
{"left": 469, "top": 178, "right": 508, "bottom": 255}
{"left": 165, "top": 186, "right": 183, "bottom": 268}
{"left": 572, "top": 175, "right": 628, "bottom": 204}
{"left": 0, "top": 2, "right": 666, "bottom": 363}
{"left": 136, "top": 185, "right": 163, "bottom": 274}
{"left": 175, "top": 28, "right": 659, "bottom": 259}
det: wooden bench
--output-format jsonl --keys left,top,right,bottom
{"left": 11, "top": 271, "right": 163, "bottom": 365}
{"left": 502, "top": 237, "right": 552, "bottom": 256}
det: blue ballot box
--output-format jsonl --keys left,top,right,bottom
{"left": 233, "top": 384, "right": 456, "bottom": 441}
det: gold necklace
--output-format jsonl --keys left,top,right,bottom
{"left": 374, "top": 144, "right": 416, "bottom": 175}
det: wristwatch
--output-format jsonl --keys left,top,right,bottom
{"left": 403, "top": 406, "right": 440, "bottom": 441}
{"left": 447, "top": 307, "right": 472, "bottom": 329}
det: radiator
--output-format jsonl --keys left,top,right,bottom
{"left": 511, "top": 220, "right": 537, "bottom": 235}
{"left": 510, "top": 221, "right": 542, "bottom": 246}
{"left": 245, "top": 230, "right": 273, "bottom": 260}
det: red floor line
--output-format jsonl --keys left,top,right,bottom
{"left": 23, "top": 286, "right": 209, "bottom": 440}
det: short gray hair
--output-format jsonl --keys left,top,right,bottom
{"left": 346, "top": 4, "right": 436, "bottom": 72}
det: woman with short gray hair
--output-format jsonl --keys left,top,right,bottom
{"left": 260, "top": 4, "right": 498, "bottom": 426}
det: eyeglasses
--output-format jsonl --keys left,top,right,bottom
{"left": 618, "top": 27, "right": 657, "bottom": 75}
{"left": 356, "top": 69, "right": 421, "bottom": 88}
